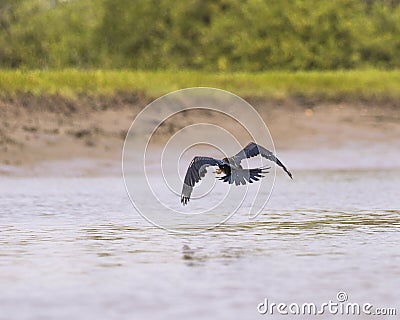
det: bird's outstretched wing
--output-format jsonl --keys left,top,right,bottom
{"left": 232, "top": 142, "right": 293, "bottom": 179}
{"left": 181, "top": 156, "right": 225, "bottom": 205}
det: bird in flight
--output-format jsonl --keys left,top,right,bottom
{"left": 181, "top": 142, "right": 292, "bottom": 205}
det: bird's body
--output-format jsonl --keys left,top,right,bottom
{"left": 181, "top": 142, "right": 292, "bottom": 205}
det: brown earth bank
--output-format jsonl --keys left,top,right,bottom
{"left": 0, "top": 93, "right": 399, "bottom": 175}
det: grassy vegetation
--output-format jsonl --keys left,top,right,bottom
{"left": 1, "top": 69, "right": 400, "bottom": 100}
{"left": 2, "top": 1, "right": 400, "bottom": 71}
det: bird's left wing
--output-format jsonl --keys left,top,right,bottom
{"left": 232, "top": 142, "right": 293, "bottom": 179}
{"left": 181, "top": 156, "right": 224, "bottom": 205}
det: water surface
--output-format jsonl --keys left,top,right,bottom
{"left": 1, "top": 169, "right": 399, "bottom": 319}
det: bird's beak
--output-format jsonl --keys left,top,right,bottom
{"left": 214, "top": 169, "right": 222, "bottom": 174}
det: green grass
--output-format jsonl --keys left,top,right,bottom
{"left": 1, "top": 69, "right": 400, "bottom": 100}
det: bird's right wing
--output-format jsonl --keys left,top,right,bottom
{"left": 181, "top": 156, "right": 224, "bottom": 205}
{"left": 232, "top": 142, "right": 293, "bottom": 179}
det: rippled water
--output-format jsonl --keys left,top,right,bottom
{"left": 1, "top": 169, "right": 399, "bottom": 320}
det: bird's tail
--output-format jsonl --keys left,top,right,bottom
{"left": 217, "top": 167, "right": 270, "bottom": 185}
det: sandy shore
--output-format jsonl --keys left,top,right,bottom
{"left": 1, "top": 94, "right": 399, "bottom": 175}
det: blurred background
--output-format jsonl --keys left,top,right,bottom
{"left": 0, "top": 1, "right": 399, "bottom": 320}
{"left": 0, "top": 0, "right": 399, "bottom": 170}
{"left": 1, "top": 0, "right": 400, "bottom": 70}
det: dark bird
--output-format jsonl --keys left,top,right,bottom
{"left": 181, "top": 142, "right": 292, "bottom": 205}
